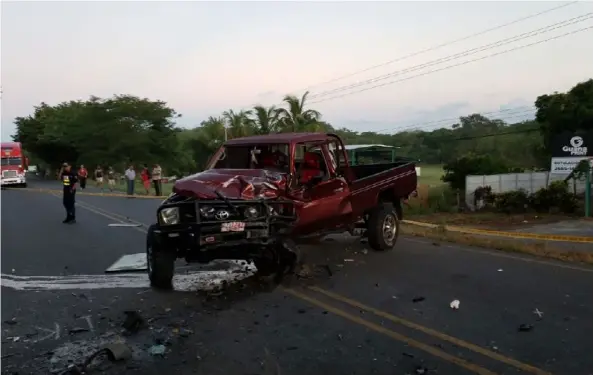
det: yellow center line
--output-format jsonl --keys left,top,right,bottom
{"left": 307, "top": 286, "right": 552, "bottom": 375}
{"left": 284, "top": 288, "right": 498, "bottom": 375}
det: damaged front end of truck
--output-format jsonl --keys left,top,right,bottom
{"left": 147, "top": 170, "right": 300, "bottom": 289}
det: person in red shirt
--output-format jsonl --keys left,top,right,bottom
{"left": 78, "top": 164, "right": 88, "bottom": 189}
{"left": 141, "top": 164, "right": 151, "bottom": 195}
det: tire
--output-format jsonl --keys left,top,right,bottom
{"left": 146, "top": 224, "right": 175, "bottom": 289}
{"left": 366, "top": 204, "right": 400, "bottom": 251}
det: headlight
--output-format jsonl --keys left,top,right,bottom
{"left": 244, "top": 206, "right": 259, "bottom": 219}
{"left": 160, "top": 207, "right": 179, "bottom": 225}
{"left": 199, "top": 206, "right": 216, "bottom": 218}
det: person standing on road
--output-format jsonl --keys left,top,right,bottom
{"left": 78, "top": 164, "right": 88, "bottom": 189}
{"left": 125, "top": 165, "right": 136, "bottom": 196}
{"left": 152, "top": 163, "right": 163, "bottom": 196}
{"left": 61, "top": 162, "right": 78, "bottom": 224}
{"left": 107, "top": 166, "right": 116, "bottom": 192}
{"left": 94, "top": 165, "right": 104, "bottom": 190}
{"left": 141, "top": 164, "right": 151, "bottom": 195}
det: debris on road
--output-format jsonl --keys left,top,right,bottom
{"left": 518, "top": 324, "right": 533, "bottom": 332}
{"left": 69, "top": 327, "right": 90, "bottom": 335}
{"left": 415, "top": 365, "right": 429, "bottom": 374}
{"left": 450, "top": 300, "right": 460, "bottom": 309}
{"left": 3, "top": 318, "right": 17, "bottom": 325}
{"left": 149, "top": 344, "right": 166, "bottom": 356}
{"left": 412, "top": 296, "right": 425, "bottom": 303}
{"left": 533, "top": 308, "right": 544, "bottom": 319}
{"left": 122, "top": 311, "right": 145, "bottom": 334}
{"left": 344, "top": 259, "right": 354, "bottom": 262}
{"left": 107, "top": 223, "right": 142, "bottom": 227}
{"left": 498, "top": 269, "right": 504, "bottom": 272}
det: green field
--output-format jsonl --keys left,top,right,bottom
{"left": 417, "top": 164, "right": 445, "bottom": 187}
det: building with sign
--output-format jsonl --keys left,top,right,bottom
{"left": 550, "top": 132, "right": 593, "bottom": 174}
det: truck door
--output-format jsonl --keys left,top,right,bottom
{"left": 291, "top": 141, "right": 353, "bottom": 234}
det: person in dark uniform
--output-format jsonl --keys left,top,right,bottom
{"left": 61, "top": 162, "right": 78, "bottom": 224}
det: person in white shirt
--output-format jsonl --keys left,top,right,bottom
{"left": 152, "top": 164, "right": 163, "bottom": 196}
{"left": 124, "top": 165, "right": 136, "bottom": 196}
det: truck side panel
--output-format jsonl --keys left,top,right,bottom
{"left": 349, "top": 163, "right": 417, "bottom": 217}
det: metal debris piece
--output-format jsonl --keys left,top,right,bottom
{"left": 122, "top": 311, "right": 145, "bottom": 334}
{"left": 149, "top": 344, "right": 166, "bottom": 356}
{"left": 412, "top": 297, "right": 425, "bottom": 303}
{"left": 518, "top": 324, "right": 533, "bottom": 332}
{"left": 69, "top": 328, "right": 89, "bottom": 335}
{"left": 102, "top": 343, "right": 132, "bottom": 361}
{"left": 107, "top": 223, "right": 142, "bottom": 227}
{"left": 533, "top": 308, "right": 544, "bottom": 319}
{"left": 450, "top": 300, "right": 460, "bottom": 309}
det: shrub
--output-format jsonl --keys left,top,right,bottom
{"left": 473, "top": 186, "right": 495, "bottom": 209}
{"left": 530, "top": 181, "right": 578, "bottom": 214}
{"left": 492, "top": 189, "right": 530, "bottom": 214}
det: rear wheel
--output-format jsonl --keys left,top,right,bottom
{"left": 147, "top": 224, "right": 175, "bottom": 289}
{"left": 367, "top": 204, "right": 400, "bottom": 251}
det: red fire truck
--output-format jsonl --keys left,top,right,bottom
{"left": 1, "top": 142, "right": 28, "bottom": 187}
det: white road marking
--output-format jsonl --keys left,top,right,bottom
{"left": 105, "top": 253, "right": 147, "bottom": 273}
{"left": 1, "top": 269, "right": 255, "bottom": 292}
{"left": 1, "top": 259, "right": 257, "bottom": 292}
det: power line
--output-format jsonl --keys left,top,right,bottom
{"left": 453, "top": 127, "right": 539, "bottom": 141}
{"left": 309, "top": 13, "right": 593, "bottom": 100}
{"left": 309, "top": 25, "right": 593, "bottom": 105}
{"left": 371, "top": 106, "right": 535, "bottom": 134}
{"left": 288, "top": 1, "right": 578, "bottom": 95}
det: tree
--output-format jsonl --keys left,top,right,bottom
{"left": 13, "top": 95, "right": 180, "bottom": 170}
{"left": 251, "top": 105, "right": 280, "bottom": 134}
{"left": 222, "top": 109, "right": 255, "bottom": 139}
{"left": 442, "top": 154, "right": 511, "bottom": 191}
{"left": 536, "top": 79, "right": 593, "bottom": 157}
{"left": 276, "top": 91, "right": 322, "bottom": 132}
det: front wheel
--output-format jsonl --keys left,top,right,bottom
{"left": 366, "top": 204, "right": 400, "bottom": 251}
{"left": 147, "top": 224, "right": 175, "bottom": 289}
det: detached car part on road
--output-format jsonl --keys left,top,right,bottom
{"left": 147, "top": 132, "right": 417, "bottom": 289}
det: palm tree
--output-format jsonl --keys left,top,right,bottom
{"left": 222, "top": 110, "right": 255, "bottom": 139}
{"left": 276, "top": 91, "right": 322, "bottom": 132}
{"left": 252, "top": 105, "right": 280, "bottom": 134}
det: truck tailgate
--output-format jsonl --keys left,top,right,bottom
{"left": 349, "top": 162, "right": 417, "bottom": 214}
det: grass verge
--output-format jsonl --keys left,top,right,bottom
{"left": 402, "top": 223, "right": 593, "bottom": 266}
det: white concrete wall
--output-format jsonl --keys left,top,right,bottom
{"left": 465, "top": 172, "right": 588, "bottom": 210}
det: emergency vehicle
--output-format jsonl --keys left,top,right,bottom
{"left": 1, "top": 142, "right": 28, "bottom": 187}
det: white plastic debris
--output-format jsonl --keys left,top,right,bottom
{"left": 533, "top": 308, "right": 544, "bottom": 318}
{"left": 450, "top": 299, "right": 460, "bottom": 309}
{"left": 497, "top": 269, "right": 503, "bottom": 272}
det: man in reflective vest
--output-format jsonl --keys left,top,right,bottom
{"left": 61, "top": 162, "right": 78, "bottom": 224}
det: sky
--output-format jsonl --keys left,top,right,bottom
{"left": 1, "top": 1, "right": 593, "bottom": 141}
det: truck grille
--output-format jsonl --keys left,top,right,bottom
{"left": 2, "top": 171, "right": 17, "bottom": 178}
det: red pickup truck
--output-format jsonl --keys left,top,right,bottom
{"left": 147, "top": 132, "right": 417, "bottom": 288}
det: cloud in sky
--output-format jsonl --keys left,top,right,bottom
{"left": 2, "top": 1, "right": 592, "bottom": 140}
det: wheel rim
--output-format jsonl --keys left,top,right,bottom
{"left": 147, "top": 244, "right": 153, "bottom": 275}
{"left": 382, "top": 214, "right": 397, "bottom": 246}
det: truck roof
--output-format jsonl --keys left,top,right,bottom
{"left": 1, "top": 142, "right": 21, "bottom": 149}
{"left": 224, "top": 132, "right": 329, "bottom": 145}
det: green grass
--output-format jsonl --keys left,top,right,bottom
{"left": 108, "top": 180, "right": 174, "bottom": 196}
{"left": 417, "top": 164, "right": 445, "bottom": 187}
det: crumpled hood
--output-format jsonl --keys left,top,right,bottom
{"left": 173, "top": 169, "right": 288, "bottom": 200}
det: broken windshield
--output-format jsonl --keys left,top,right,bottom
{"left": 208, "top": 144, "right": 290, "bottom": 172}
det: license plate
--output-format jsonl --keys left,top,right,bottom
{"left": 221, "top": 222, "right": 245, "bottom": 232}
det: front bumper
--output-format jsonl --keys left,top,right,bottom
{"left": 154, "top": 198, "right": 297, "bottom": 261}
{"left": 1, "top": 176, "right": 26, "bottom": 186}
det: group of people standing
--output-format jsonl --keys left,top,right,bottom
{"left": 123, "top": 164, "right": 163, "bottom": 196}
{"left": 72, "top": 163, "right": 163, "bottom": 196}
{"left": 58, "top": 162, "right": 164, "bottom": 224}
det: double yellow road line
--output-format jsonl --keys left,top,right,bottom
{"left": 62, "top": 196, "right": 553, "bottom": 375}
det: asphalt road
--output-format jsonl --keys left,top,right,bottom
{"left": 2, "top": 180, "right": 593, "bottom": 375}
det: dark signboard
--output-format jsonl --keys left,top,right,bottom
{"left": 550, "top": 131, "right": 593, "bottom": 158}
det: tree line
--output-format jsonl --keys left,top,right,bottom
{"left": 13, "top": 79, "right": 592, "bottom": 179}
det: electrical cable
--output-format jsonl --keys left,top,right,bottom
{"left": 309, "top": 13, "right": 593, "bottom": 100}
{"left": 289, "top": 1, "right": 578, "bottom": 94}
{"left": 309, "top": 25, "right": 593, "bottom": 105}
